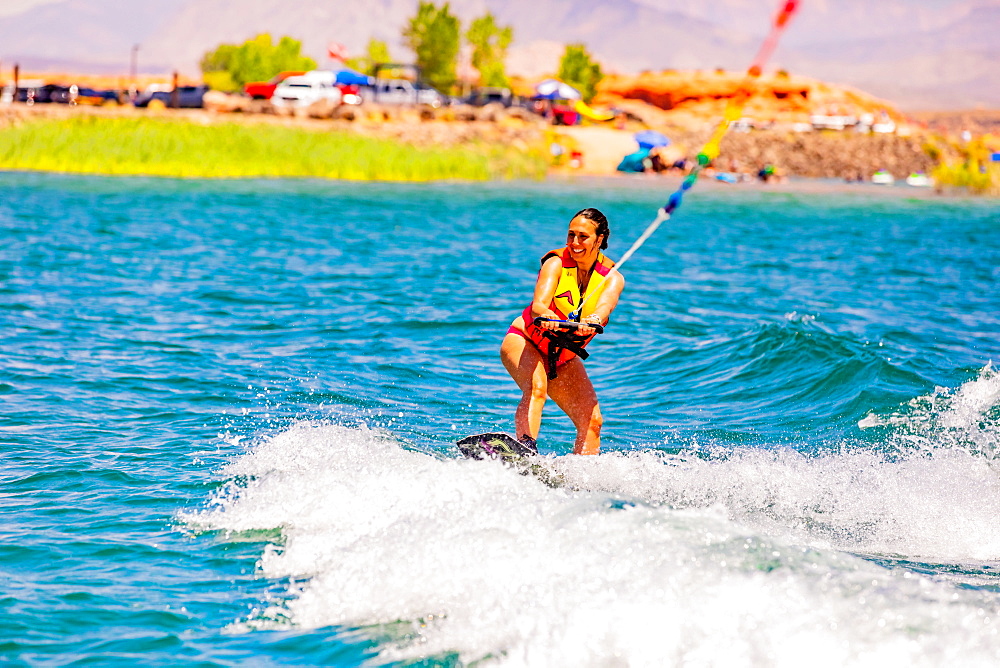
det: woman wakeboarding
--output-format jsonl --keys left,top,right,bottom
{"left": 500, "top": 208, "right": 625, "bottom": 455}
{"left": 486, "top": 1, "right": 802, "bottom": 461}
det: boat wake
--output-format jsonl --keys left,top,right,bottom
{"left": 183, "top": 365, "right": 1000, "bottom": 665}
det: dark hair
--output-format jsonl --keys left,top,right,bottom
{"left": 573, "top": 207, "right": 610, "bottom": 249}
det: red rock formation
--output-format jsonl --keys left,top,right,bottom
{"left": 595, "top": 70, "right": 907, "bottom": 128}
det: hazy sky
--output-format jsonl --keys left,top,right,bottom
{"left": 0, "top": 0, "right": 60, "bottom": 18}
{"left": 0, "top": 0, "right": 978, "bottom": 20}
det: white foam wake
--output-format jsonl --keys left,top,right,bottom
{"left": 555, "top": 445, "right": 1000, "bottom": 561}
{"left": 185, "top": 418, "right": 1000, "bottom": 666}
{"left": 859, "top": 362, "right": 1000, "bottom": 457}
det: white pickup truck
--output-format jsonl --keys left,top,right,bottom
{"left": 366, "top": 79, "right": 444, "bottom": 107}
{"left": 271, "top": 71, "right": 342, "bottom": 110}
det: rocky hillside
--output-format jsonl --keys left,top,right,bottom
{"left": 595, "top": 70, "right": 907, "bottom": 128}
{"left": 583, "top": 69, "right": 942, "bottom": 179}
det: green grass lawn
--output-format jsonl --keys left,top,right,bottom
{"left": 0, "top": 115, "right": 547, "bottom": 181}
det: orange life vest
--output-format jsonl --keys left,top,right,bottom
{"left": 520, "top": 247, "right": 616, "bottom": 378}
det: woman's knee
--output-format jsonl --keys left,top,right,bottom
{"left": 528, "top": 377, "right": 548, "bottom": 402}
{"left": 576, "top": 404, "right": 604, "bottom": 434}
{"left": 590, "top": 406, "right": 604, "bottom": 433}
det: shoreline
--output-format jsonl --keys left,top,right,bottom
{"left": 5, "top": 168, "right": 989, "bottom": 203}
{"left": 1, "top": 103, "right": 996, "bottom": 197}
{"left": 548, "top": 172, "right": 972, "bottom": 199}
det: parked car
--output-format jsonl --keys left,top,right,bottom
{"left": 74, "top": 87, "right": 120, "bottom": 106}
{"left": 243, "top": 71, "right": 305, "bottom": 100}
{"left": 47, "top": 85, "right": 75, "bottom": 104}
{"left": 44, "top": 85, "right": 116, "bottom": 105}
{"left": 17, "top": 83, "right": 62, "bottom": 104}
{"left": 134, "top": 85, "right": 209, "bottom": 109}
{"left": 270, "top": 73, "right": 342, "bottom": 110}
{"left": 337, "top": 83, "right": 363, "bottom": 106}
{"left": 366, "top": 79, "right": 444, "bottom": 107}
{"left": 461, "top": 87, "right": 513, "bottom": 107}
{"left": 414, "top": 82, "right": 446, "bottom": 107}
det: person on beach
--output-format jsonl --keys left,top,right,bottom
{"left": 500, "top": 208, "right": 625, "bottom": 455}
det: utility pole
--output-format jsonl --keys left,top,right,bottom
{"left": 130, "top": 44, "right": 139, "bottom": 101}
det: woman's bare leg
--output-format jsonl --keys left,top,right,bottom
{"left": 547, "top": 358, "right": 603, "bottom": 455}
{"left": 500, "top": 333, "right": 548, "bottom": 441}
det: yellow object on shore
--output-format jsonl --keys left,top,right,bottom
{"left": 573, "top": 100, "right": 615, "bottom": 122}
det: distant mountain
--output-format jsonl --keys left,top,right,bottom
{"left": 637, "top": 0, "right": 985, "bottom": 44}
{"left": 782, "top": 5, "right": 1000, "bottom": 109}
{"left": 0, "top": 0, "right": 183, "bottom": 70}
{"left": 1, "top": 0, "right": 997, "bottom": 110}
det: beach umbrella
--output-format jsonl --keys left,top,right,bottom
{"left": 334, "top": 68, "right": 372, "bottom": 86}
{"left": 534, "top": 79, "right": 581, "bottom": 100}
{"left": 634, "top": 130, "right": 671, "bottom": 149}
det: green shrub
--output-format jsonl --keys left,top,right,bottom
{"left": 930, "top": 137, "right": 1000, "bottom": 194}
{"left": 0, "top": 116, "right": 547, "bottom": 181}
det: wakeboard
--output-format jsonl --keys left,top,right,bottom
{"left": 456, "top": 432, "right": 538, "bottom": 460}
{"left": 456, "top": 432, "right": 564, "bottom": 488}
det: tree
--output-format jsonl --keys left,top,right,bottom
{"left": 200, "top": 34, "right": 317, "bottom": 91}
{"left": 557, "top": 43, "right": 603, "bottom": 103}
{"left": 403, "top": 2, "right": 460, "bottom": 92}
{"left": 466, "top": 13, "right": 513, "bottom": 87}
{"left": 346, "top": 38, "right": 392, "bottom": 75}
{"left": 200, "top": 43, "right": 239, "bottom": 91}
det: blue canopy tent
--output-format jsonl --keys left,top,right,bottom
{"left": 332, "top": 67, "right": 372, "bottom": 86}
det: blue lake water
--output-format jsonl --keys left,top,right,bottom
{"left": 2, "top": 172, "right": 1000, "bottom": 666}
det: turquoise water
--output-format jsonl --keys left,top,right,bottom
{"left": 2, "top": 172, "right": 999, "bottom": 666}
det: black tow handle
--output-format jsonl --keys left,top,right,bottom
{"left": 533, "top": 317, "right": 604, "bottom": 335}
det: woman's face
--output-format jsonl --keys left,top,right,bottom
{"left": 566, "top": 216, "right": 603, "bottom": 262}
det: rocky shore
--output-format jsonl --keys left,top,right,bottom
{"left": 193, "top": 87, "right": 964, "bottom": 181}
{"left": 683, "top": 128, "right": 935, "bottom": 181}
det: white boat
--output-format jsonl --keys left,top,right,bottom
{"left": 872, "top": 170, "right": 895, "bottom": 185}
{"left": 905, "top": 172, "right": 933, "bottom": 187}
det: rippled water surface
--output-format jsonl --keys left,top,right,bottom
{"left": 2, "top": 172, "right": 1000, "bottom": 665}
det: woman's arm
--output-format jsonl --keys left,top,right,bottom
{"left": 582, "top": 272, "right": 625, "bottom": 330}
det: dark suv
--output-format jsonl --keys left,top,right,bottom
{"left": 134, "top": 85, "right": 209, "bottom": 108}
{"left": 462, "top": 87, "right": 513, "bottom": 107}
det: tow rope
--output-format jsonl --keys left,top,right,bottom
{"left": 570, "top": 0, "right": 802, "bottom": 320}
